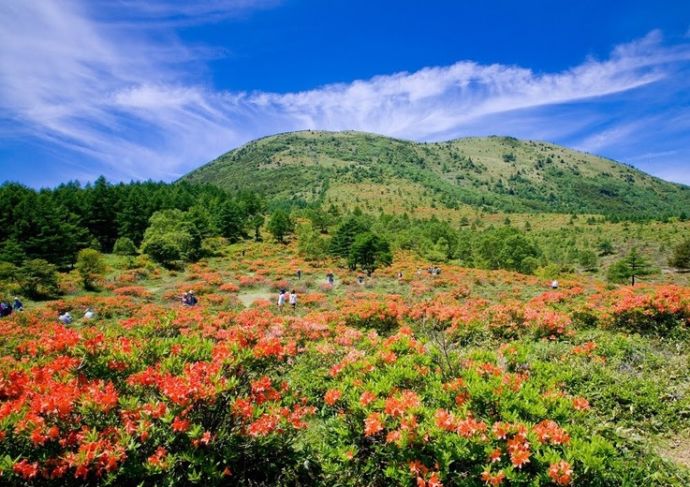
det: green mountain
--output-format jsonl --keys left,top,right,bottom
{"left": 182, "top": 130, "right": 690, "bottom": 217}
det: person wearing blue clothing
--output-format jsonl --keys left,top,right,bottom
{"left": 13, "top": 297, "right": 23, "bottom": 311}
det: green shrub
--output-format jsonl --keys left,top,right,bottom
{"left": 201, "top": 237, "right": 228, "bottom": 257}
{"left": 140, "top": 209, "right": 202, "bottom": 267}
{"left": 113, "top": 237, "right": 137, "bottom": 256}
{"left": 17, "top": 259, "right": 59, "bottom": 299}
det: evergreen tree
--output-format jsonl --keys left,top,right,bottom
{"left": 267, "top": 209, "right": 294, "bottom": 243}
{"left": 17, "top": 259, "right": 59, "bottom": 299}
{"left": 348, "top": 233, "right": 393, "bottom": 276}
{"left": 329, "top": 216, "right": 369, "bottom": 258}
{"left": 214, "top": 200, "right": 245, "bottom": 242}
{"left": 607, "top": 247, "right": 655, "bottom": 285}
{"left": 85, "top": 176, "right": 119, "bottom": 251}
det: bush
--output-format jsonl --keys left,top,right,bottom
{"left": 669, "top": 238, "right": 690, "bottom": 270}
{"left": 141, "top": 210, "right": 202, "bottom": 267}
{"left": 76, "top": 248, "right": 106, "bottom": 290}
{"left": 17, "top": 259, "right": 59, "bottom": 299}
{"left": 201, "top": 237, "right": 228, "bottom": 257}
{"left": 113, "top": 237, "right": 137, "bottom": 256}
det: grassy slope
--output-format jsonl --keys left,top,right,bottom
{"left": 182, "top": 131, "right": 690, "bottom": 217}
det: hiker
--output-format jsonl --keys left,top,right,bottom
{"left": 0, "top": 302, "right": 11, "bottom": 318}
{"left": 296, "top": 269, "right": 302, "bottom": 280}
{"left": 357, "top": 275, "right": 365, "bottom": 285}
{"left": 277, "top": 290, "right": 286, "bottom": 308}
{"left": 183, "top": 291, "right": 198, "bottom": 306}
{"left": 13, "top": 297, "right": 23, "bottom": 311}
{"left": 289, "top": 290, "right": 297, "bottom": 310}
{"left": 84, "top": 307, "right": 96, "bottom": 320}
{"left": 58, "top": 311, "right": 73, "bottom": 325}
{"left": 551, "top": 280, "right": 559, "bottom": 289}
{"left": 326, "top": 272, "right": 335, "bottom": 285}
{"left": 434, "top": 267, "right": 441, "bottom": 276}
{"left": 397, "top": 271, "right": 403, "bottom": 279}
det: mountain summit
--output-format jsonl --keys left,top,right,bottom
{"left": 182, "top": 131, "right": 690, "bottom": 217}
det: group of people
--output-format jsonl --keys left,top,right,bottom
{"left": 182, "top": 290, "right": 198, "bottom": 306}
{"left": 58, "top": 307, "right": 96, "bottom": 325}
{"left": 0, "top": 297, "right": 23, "bottom": 317}
{"left": 427, "top": 266, "right": 442, "bottom": 276}
{"left": 277, "top": 289, "right": 297, "bottom": 310}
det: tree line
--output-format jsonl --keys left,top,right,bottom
{"left": 0, "top": 177, "right": 264, "bottom": 267}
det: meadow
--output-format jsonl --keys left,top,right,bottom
{"left": 1, "top": 242, "right": 689, "bottom": 485}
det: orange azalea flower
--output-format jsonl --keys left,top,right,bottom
{"left": 481, "top": 469, "right": 506, "bottom": 486}
{"left": 572, "top": 397, "right": 590, "bottom": 411}
{"left": 360, "top": 391, "right": 376, "bottom": 406}
{"left": 492, "top": 422, "right": 510, "bottom": 439}
{"left": 548, "top": 460, "right": 574, "bottom": 485}
{"left": 428, "top": 472, "right": 443, "bottom": 487}
{"left": 434, "top": 409, "right": 456, "bottom": 431}
{"left": 324, "top": 389, "right": 342, "bottom": 406}
{"left": 147, "top": 446, "right": 168, "bottom": 467}
{"left": 172, "top": 416, "right": 190, "bottom": 433}
{"left": 510, "top": 448, "right": 530, "bottom": 469}
{"left": 364, "top": 412, "right": 384, "bottom": 436}
{"left": 386, "top": 430, "right": 402, "bottom": 444}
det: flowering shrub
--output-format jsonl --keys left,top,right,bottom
{"left": 113, "top": 286, "right": 152, "bottom": 298}
{"left": 0, "top": 245, "right": 688, "bottom": 485}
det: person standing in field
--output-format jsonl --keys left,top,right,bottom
{"left": 296, "top": 269, "right": 302, "bottom": 280}
{"left": 289, "top": 290, "right": 297, "bottom": 310}
{"left": 277, "top": 290, "right": 286, "bottom": 309}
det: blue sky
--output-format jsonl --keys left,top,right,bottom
{"left": 1, "top": 0, "right": 690, "bottom": 187}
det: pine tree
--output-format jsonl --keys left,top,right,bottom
{"left": 607, "top": 247, "right": 655, "bottom": 285}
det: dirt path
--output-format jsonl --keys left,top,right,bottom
{"left": 237, "top": 288, "right": 274, "bottom": 307}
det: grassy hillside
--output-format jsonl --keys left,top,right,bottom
{"left": 183, "top": 131, "right": 690, "bottom": 217}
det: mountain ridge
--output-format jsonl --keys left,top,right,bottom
{"left": 182, "top": 130, "right": 690, "bottom": 217}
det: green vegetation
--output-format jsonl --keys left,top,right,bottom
{"left": 267, "top": 209, "right": 294, "bottom": 243}
{"left": 1, "top": 241, "right": 690, "bottom": 485}
{"left": 16, "top": 259, "right": 59, "bottom": 299}
{"left": 75, "top": 248, "right": 106, "bottom": 290}
{"left": 607, "top": 247, "right": 657, "bottom": 285}
{"left": 0, "top": 179, "right": 266, "bottom": 268}
{"left": 347, "top": 232, "right": 392, "bottom": 275}
{"left": 183, "top": 131, "right": 690, "bottom": 219}
{"left": 140, "top": 209, "right": 203, "bottom": 267}
{"left": 670, "top": 239, "right": 690, "bottom": 270}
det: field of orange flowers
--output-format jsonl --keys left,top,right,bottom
{"left": 1, "top": 242, "right": 689, "bottom": 485}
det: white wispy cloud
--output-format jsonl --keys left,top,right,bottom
{"left": 1, "top": 0, "right": 689, "bottom": 184}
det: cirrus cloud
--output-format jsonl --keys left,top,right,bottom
{"left": 1, "top": 1, "right": 689, "bottom": 185}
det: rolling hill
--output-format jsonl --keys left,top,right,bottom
{"left": 182, "top": 131, "right": 690, "bottom": 217}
